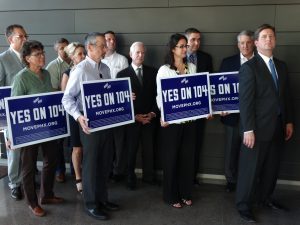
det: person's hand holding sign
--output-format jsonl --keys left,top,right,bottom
{"left": 77, "top": 115, "right": 90, "bottom": 134}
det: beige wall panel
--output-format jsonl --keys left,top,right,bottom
{"left": 0, "top": 11, "right": 75, "bottom": 34}
{"left": 75, "top": 6, "right": 275, "bottom": 33}
{"left": 170, "top": 0, "right": 300, "bottom": 7}
{"left": 0, "top": 0, "right": 167, "bottom": 11}
{"left": 276, "top": 5, "right": 300, "bottom": 31}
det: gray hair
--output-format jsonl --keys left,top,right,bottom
{"left": 129, "top": 42, "right": 145, "bottom": 54}
{"left": 237, "top": 30, "right": 254, "bottom": 43}
{"left": 84, "top": 32, "right": 104, "bottom": 47}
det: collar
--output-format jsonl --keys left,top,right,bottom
{"left": 86, "top": 55, "right": 101, "bottom": 69}
{"left": 10, "top": 47, "right": 22, "bottom": 62}
{"left": 258, "top": 52, "right": 273, "bottom": 65}
{"left": 240, "top": 52, "right": 254, "bottom": 61}
{"left": 131, "top": 63, "right": 143, "bottom": 71}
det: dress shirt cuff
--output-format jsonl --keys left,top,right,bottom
{"left": 73, "top": 111, "right": 82, "bottom": 122}
{"left": 244, "top": 130, "right": 253, "bottom": 134}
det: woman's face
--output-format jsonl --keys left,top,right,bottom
{"left": 26, "top": 49, "right": 45, "bottom": 69}
{"left": 72, "top": 46, "right": 85, "bottom": 65}
{"left": 172, "top": 38, "right": 188, "bottom": 60}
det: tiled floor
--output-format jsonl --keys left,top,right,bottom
{"left": 0, "top": 175, "right": 300, "bottom": 225}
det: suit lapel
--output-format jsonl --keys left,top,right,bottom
{"left": 129, "top": 65, "right": 142, "bottom": 90}
{"left": 9, "top": 48, "right": 24, "bottom": 68}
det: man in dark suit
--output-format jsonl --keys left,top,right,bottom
{"left": 117, "top": 42, "right": 158, "bottom": 190}
{"left": 236, "top": 24, "right": 293, "bottom": 223}
{"left": 0, "top": 24, "right": 28, "bottom": 200}
{"left": 219, "top": 30, "right": 255, "bottom": 192}
{"left": 185, "top": 28, "right": 213, "bottom": 185}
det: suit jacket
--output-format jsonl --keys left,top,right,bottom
{"left": 0, "top": 48, "right": 24, "bottom": 86}
{"left": 219, "top": 54, "right": 241, "bottom": 126}
{"left": 239, "top": 54, "right": 293, "bottom": 141}
{"left": 195, "top": 50, "right": 213, "bottom": 73}
{"left": 117, "top": 65, "right": 159, "bottom": 116}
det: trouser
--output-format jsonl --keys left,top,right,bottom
{"left": 21, "top": 141, "right": 58, "bottom": 208}
{"left": 194, "top": 119, "right": 205, "bottom": 180}
{"left": 112, "top": 126, "right": 127, "bottom": 176}
{"left": 236, "top": 118, "right": 284, "bottom": 211}
{"left": 161, "top": 122, "right": 196, "bottom": 204}
{"left": 80, "top": 129, "right": 114, "bottom": 209}
{"left": 224, "top": 124, "right": 241, "bottom": 184}
{"left": 126, "top": 121, "right": 156, "bottom": 182}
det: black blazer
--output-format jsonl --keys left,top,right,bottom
{"left": 239, "top": 54, "right": 293, "bottom": 141}
{"left": 117, "top": 65, "right": 158, "bottom": 115}
{"left": 219, "top": 54, "right": 241, "bottom": 126}
{"left": 195, "top": 50, "right": 213, "bottom": 73}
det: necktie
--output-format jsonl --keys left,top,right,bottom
{"left": 189, "top": 54, "right": 196, "bottom": 65}
{"left": 269, "top": 59, "right": 278, "bottom": 90}
{"left": 137, "top": 68, "right": 143, "bottom": 86}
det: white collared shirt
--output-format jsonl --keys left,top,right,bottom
{"left": 240, "top": 52, "right": 254, "bottom": 65}
{"left": 258, "top": 52, "right": 278, "bottom": 78}
{"left": 62, "top": 56, "right": 111, "bottom": 121}
{"left": 10, "top": 47, "right": 22, "bottom": 63}
{"left": 131, "top": 63, "right": 143, "bottom": 76}
{"left": 102, "top": 51, "right": 128, "bottom": 79}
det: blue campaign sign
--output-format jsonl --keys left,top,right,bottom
{"left": 0, "top": 86, "right": 11, "bottom": 129}
{"left": 159, "top": 73, "right": 211, "bottom": 124}
{"left": 81, "top": 78, "right": 134, "bottom": 132}
{"left": 209, "top": 71, "right": 239, "bottom": 114}
{"left": 5, "top": 91, "right": 70, "bottom": 149}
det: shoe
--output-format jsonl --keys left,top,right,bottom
{"left": 85, "top": 208, "right": 109, "bottom": 220}
{"left": 171, "top": 202, "right": 182, "bottom": 208}
{"left": 225, "top": 182, "right": 236, "bottom": 192}
{"left": 75, "top": 179, "right": 83, "bottom": 193}
{"left": 100, "top": 201, "right": 120, "bottom": 211}
{"left": 182, "top": 199, "right": 192, "bottom": 206}
{"left": 238, "top": 210, "right": 256, "bottom": 223}
{"left": 29, "top": 205, "right": 46, "bottom": 217}
{"left": 111, "top": 174, "right": 124, "bottom": 183}
{"left": 194, "top": 179, "right": 201, "bottom": 186}
{"left": 11, "top": 187, "right": 22, "bottom": 200}
{"left": 263, "top": 201, "right": 288, "bottom": 211}
{"left": 56, "top": 173, "right": 65, "bottom": 183}
{"left": 41, "top": 196, "right": 64, "bottom": 204}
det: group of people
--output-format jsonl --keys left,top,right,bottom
{"left": 0, "top": 23, "right": 293, "bottom": 223}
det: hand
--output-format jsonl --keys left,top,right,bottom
{"left": 285, "top": 123, "right": 293, "bottom": 141}
{"left": 135, "top": 114, "right": 151, "bottom": 125}
{"left": 220, "top": 112, "right": 230, "bottom": 117}
{"left": 132, "top": 92, "right": 136, "bottom": 101}
{"left": 243, "top": 131, "right": 255, "bottom": 149}
{"left": 77, "top": 115, "right": 90, "bottom": 134}
{"left": 5, "top": 138, "right": 12, "bottom": 150}
{"left": 207, "top": 114, "right": 214, "bottom": 120}
{"left": 160, "top": 118, "right": 169, "bottom": 127}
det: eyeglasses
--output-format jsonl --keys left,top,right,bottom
{"left": 92, "top": 44, "right": 107, "bottom": 49}
{"left": 175, "top": 45, "right": 189, "bottom": 49}
{"left": 30, "top": 51, "right": 45, "bottom": 57}
{"left": 13, "top": 34, "right": 29, "bottom": 40}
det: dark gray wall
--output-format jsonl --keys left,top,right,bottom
{"left": 1, "top": 0, "right": 300, "bottom": 180}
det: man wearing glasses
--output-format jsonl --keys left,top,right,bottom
{"left": 0, "top": 24, "right": 28, "bottom": 200}
{"left": 185, "top": 28, "right": 213, "bottom": 186}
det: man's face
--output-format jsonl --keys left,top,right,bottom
{"left": 238, "top": 35, "right": 255, "bottom": 58}
{"left": 187, "top": 32, "right": 201, "bottom": 53}
{"left": 130, "top": 44, "right": 145, "bottom": 67}
{"left": 56, "top": 42, "right": 69, "bottom": 61}
{"left": 105, "top": 33, "right": 116, "bottom": 52}
{"left": 89, "top": 36, "right": 107, "bottom": 62}
{"left": 255, "top": 28, "right": 276, "bottom": 54}
{"left": 8, "top": 28, "right": 28, "bottom": 52}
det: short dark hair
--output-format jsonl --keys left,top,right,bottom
{"left": 165, "top": 33, "right": 187, "bottom": 70}
{"left": 104, "top": 31, "right": 116, "bottom": 36}
{"left": 5, "top": 24, "right": 25, "bottom": 37}
{"left": 185, "top": 27, "right": 201, "bottom": 37}
{"left": 54, "top": 38, "right": 69, "bottom": 49}
{"left": 254, "top": 24, "right": 276, "bottom": 40}
{"left": 22, "top": 40, "right": 44, "bottom": 66}
{"left": 84, "top": 32, "right": 104, "bottom": 47}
